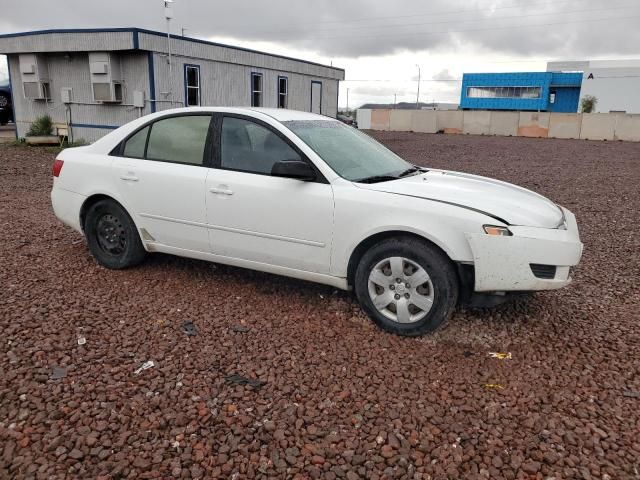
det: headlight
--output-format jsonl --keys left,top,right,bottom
{"left": 483, "top": 225, "right": 512, "bottom": 236}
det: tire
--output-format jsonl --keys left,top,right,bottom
{"left": 84, "top": 199, "right": 146, "bottom": 269}
{"left": 0, "top": 95, "right": 9, "bottom": 125}
{"left": 354, "top": 237, "right": 458, "bottom": 336}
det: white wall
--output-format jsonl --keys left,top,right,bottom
{"left": 579, "top": 66, "right": 640, "bottom": 113}
{"left": 548, "top": 59, "right": 640, "bottom": 114}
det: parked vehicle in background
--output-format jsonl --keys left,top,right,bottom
{"left": 337, "top": 113, "right": 357, "bottom": 127}
{"left": 50, "top": 107, "right": 583, "bottom": 336}
{"left": 0, "top": 81, "right": 13, "bottom": 125}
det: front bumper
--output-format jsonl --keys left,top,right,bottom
{"left": 465, "top": 207, "right": 583, "bottom": 292}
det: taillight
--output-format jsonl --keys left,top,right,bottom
{"left": 52, "top": 159, "right": 64, "bottom": 177}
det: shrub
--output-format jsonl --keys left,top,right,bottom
{"left": 580, "top": 95, "right": 597, "bottom": 114}
{"left": 27, "top": 115, "right": 54, "bottom": 136}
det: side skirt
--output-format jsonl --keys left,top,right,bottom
{"left": 146, "top": 242, "right": 349, "bottom": 290}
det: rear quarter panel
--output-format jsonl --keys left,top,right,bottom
{"left": 53, "top": 147, "right": 129, "bottom": 228}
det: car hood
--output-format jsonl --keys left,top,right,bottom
{"left": 355, "top": 169, "right": 564, "bottom": 228}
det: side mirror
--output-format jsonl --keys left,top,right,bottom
{"left": 271, "top": 160, "right": 316, "bottom": 181}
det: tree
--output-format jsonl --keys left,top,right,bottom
{"left": 580, "top": 95, "right": 597, "bottom": 113}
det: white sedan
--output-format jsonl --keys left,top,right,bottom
{"left": 51, "top": 107, "right": 583, "bottom": 336}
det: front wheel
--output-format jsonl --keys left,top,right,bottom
{"left": 354, "top": 237, "right": 458, "bottom": 336}
{"left": 84, "top": 199, "right": 146, "bottom": 269}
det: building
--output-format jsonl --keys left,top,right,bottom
{"left": 0, "top": 28, "right": 345, "bottom": 141}
{"left": 459, "top": 72, "right": 582, "bottom": 112}
{"left": 547, "top": 59, "right": 640, "bottom": 113}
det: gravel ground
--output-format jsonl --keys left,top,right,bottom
{"left": 1, "top": 133, "right": 639, "bottom": 480}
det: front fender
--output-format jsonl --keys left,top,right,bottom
{"left": 330, "top": 184, "right": 494, "bottom": 277}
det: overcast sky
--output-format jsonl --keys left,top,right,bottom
{"left": 1, "top": 0, "right": 639, "bottom": 108}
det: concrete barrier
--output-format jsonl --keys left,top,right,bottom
{"left": 357, "top": 109, "right": 371, "bottom": 130}
{"left": 411, "top": 110, "right": 438, "bottom": 133}
{"left": 362, "top": 108, "right": 639, "bottom": 142}
{"left": 614, "top": 114, "right": 640, "bottom": 142}
{"left": 580, "top": 113, "right": 617, "bottom": 141}
{"left": 463, "top": 110, "right": 491, "bottom": 135}
{"left": 518, "top": 112, "right": 550, "bottom": 137}
{"left": 370, "top": 109, "right": 391, "bottom": 131}
{"left": 436, "top": 110, "right": 463, "bottom": 134}
{"left": 489, "top": 111, "right": 519, "bottom": 136}
{"left": 549, "top": 113, "right": 582, "bottom": 139}
{"left": 390, "top": 110, "right": 413, "bottom": 132}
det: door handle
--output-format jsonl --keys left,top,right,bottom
{"left": 120, "top": 174, "right": 139, "bottom": 182}
{"left": 209, "top": 187, "right": 233, "bottom": 196}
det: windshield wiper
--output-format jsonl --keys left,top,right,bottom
{"left": 397, "top": 166, "right": 426, "bottom": 178}
{"left": 354, "top": 174, "right": 400, "bottom": 184}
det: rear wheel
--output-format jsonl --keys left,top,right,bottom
{"left": 84, "top": 199, "right": 146, "bottom": 269}
{"left": 354, "top": 237, "right": 458, "bottom": 336}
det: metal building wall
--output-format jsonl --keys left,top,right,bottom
{"left": 2, "top": 29, "right": 344, "bottom": 141}
{"left": 0, "top": 30, "right": 135, "bottom": 54}
{"left": 152, "top": 52, "right": 339, "bottom": 117}
{"left": 460, "top": 73, "right": 551, "bottom": 111}
{"left": 9, "top": 51, "right": 150, "bottom": 141}
{"left": 138, "top": 32, "right": 343, "bottom": 80}
{"left": 460, "top": 72, "right": 582, "bottom": 112}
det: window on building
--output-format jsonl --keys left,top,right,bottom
{"left": 251, "top": 73, "right": 263, "bottom": 107}
{"left": 467, "top": 86, "right": 541, "bottom": 99}
{"left": 278, "top": 76, "right": 288, "bottom": 108}
{"left": 221, "top": 117, "right": 301, "bottom": 175}
{"left": 145, "top": 115, "right": 211, "bottom": 165}
{"left": 185, "top": 65, "right": 201, "bottom": 106}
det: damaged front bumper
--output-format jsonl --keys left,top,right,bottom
{"left": 465, "top": 207, "right": 583, "bottom": 292}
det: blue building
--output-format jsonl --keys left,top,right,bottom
{"left": 459, "top": 72, "right": 582, "bottom": 112}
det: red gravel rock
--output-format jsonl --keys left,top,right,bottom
{"left": 1, "top": 136, "right": 639, "bottom": 478}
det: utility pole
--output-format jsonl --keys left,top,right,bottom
{"left": 165, "top": 0, "right": 174, "bottom": 103}
{"left": 346, "top": 88, "right": 349, "bottom": 114}
{"left": 181, "top": 27, "right": 187, "bottom": 37}
{"left": 415, "top": 64, "right": 421, "bottom": 110}
{"left": 394, "top": 93, "right": 397, "bottom": 108}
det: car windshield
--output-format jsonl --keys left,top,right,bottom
{"left": 283, "top": 120, "right": 419, "bottom": 182}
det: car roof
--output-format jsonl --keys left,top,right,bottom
{"left": 140, "top": 106, "right": 337, "bottom": 123}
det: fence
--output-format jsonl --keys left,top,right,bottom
{"left": 356, "top": 109, "right": 640, "bottom": 142}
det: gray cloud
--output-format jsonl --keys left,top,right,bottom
{"left": 1, "top": 0, "right": 639, "bottom": 59}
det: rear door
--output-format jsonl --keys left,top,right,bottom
{"left": 311, "top": 81, "right": 322, "bottom": 114}
{"left": 112, "top": 114, "right": 213, "bottom": 252}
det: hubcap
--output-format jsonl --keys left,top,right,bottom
{"left": 367, "top": 256, "right": 435, "bottom": 324}
{"left": 96, "top": 214, "right": 127, "bottom": 256}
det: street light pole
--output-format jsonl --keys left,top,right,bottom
{"left": 415, "top": 64, "right": 421, "bottom": 110}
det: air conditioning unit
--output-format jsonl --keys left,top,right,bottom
{"left": 88, "top": 52, "right": 123, "bottom": 103}
{"left": 24, "top": 81, "right": 51, "bottom": 100}
{"left": 92, "top": 81, "right": 123, "bottom": 103}
{"left": 19, "top": 54, "right": 50, "bottom": 101}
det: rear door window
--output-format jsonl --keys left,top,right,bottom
{"left": 146, "top": 115, "right": 211, "bottom": 165}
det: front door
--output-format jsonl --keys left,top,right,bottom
{"left": 112, "top": 114, "right": 212, "bottom": 252}
{"left": 205, "top": 115, "right": 334, "bottom": 274}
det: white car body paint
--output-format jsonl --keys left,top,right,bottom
{"left": 51, "top": 107, "right": 583, "bottom": 293}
